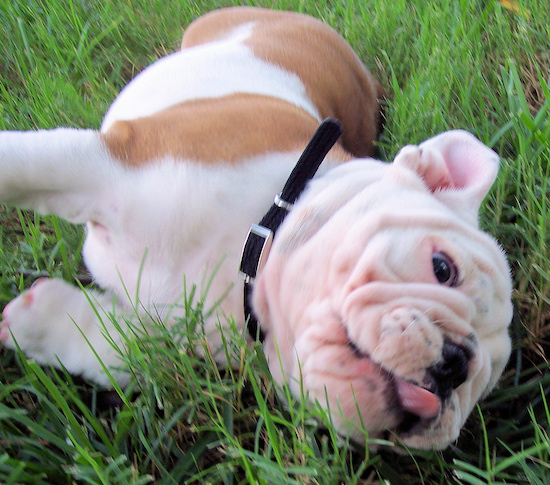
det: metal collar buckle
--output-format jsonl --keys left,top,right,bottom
{"left": 239, "top": 224, "right": 273, "bottom": 284}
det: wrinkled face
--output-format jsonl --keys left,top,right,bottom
{"left": 253, "top": 131, "right": 513, "bottom": 450}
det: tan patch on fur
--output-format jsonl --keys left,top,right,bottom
{"left": 102, "top": 93, "right": 351, "bottom": 165}
{"left": 181, "top": 7, "right": 384, "bottom": 158}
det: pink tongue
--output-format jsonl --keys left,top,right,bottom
{"left": 395, "top": 379, "right": 441, "bottom": 419}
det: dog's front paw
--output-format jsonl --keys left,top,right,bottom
{"left": 1, "top": 277, "right": 128, "bottom": 386}
{"left": 1, "top": 278, "right": 52, "bottom": 350}
{"left": 0, "top": 278, "right": 87, "bottom": 358}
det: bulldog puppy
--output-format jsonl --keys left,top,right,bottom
{"left": 0, "top": 7, "right": 512, "bottom": 450}
{"left": 253, "top": 131, "right": 513, "bottom": 448}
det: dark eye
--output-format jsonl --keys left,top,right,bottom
{"left": 432, "top": 252, "right": 459, "bottom": 286}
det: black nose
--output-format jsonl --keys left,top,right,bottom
{"left": 429, "top": 340, "right": 471, "bottom": 401}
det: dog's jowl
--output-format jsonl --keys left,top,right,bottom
{"left": 0, "top": 7, "right": 512, "bottom": 450}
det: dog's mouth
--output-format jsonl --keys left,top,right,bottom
{"left": 348, "top": 340, "right": 442, "bottom": 435}
{"left": 391, "top": 377, "right": 440, "bottom": 434}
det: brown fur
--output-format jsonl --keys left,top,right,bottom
{"left": 102, "top": 7, "right": 381, "bottom": 167}
{"left": 102, "top": 94, "right": 351, "bottom": 165}
{"left": 181, "top": 7, "right": 383, "bottom": 158}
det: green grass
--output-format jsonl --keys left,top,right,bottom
{"left": 1, "top": 0, "right": 549, "bottom": 482}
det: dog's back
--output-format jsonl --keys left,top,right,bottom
{"left": 102, "top": 7, "right": 383, "bottom": 167}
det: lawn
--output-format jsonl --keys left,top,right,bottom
{"left": 0, "top": 0, "right": 549, "bottom": 483}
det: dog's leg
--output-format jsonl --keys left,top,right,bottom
{"left": 0, "top": 278, "right": 131, "bottom": 386}
{"left": 0, "top": 128, "right": 119, "bottom": 223}
{"left": 0, "top": 128, "right": 134, "bottom": 384}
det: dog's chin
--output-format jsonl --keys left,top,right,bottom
{"left": 298, "top": 340, "right": 463, "bottom": 450}
{"left": 346, "top": 342, "right": 451, "bottom": 445}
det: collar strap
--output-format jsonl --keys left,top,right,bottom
{"left": 239, "top": 118, "right": 343, "bottom": 341}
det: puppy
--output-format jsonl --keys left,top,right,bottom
{"left": 0, "top": 7, "right": 512, "bottom": 450}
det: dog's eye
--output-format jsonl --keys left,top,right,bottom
{"left": 432, "top": 252, "right": 459, "bottom": 286}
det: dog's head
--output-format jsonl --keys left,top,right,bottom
{"left": 253, "top": 130, "right": 512, "bottom": 449}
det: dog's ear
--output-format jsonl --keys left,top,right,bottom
{"left": 393, "top": 130, "right": 499, "bottom": 220}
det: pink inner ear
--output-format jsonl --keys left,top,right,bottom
{"left": 417, "top": 130, "right": 499, "bottom": 199}
{"left": 419, "top": 149, "right": 455, "bottom": 192}
{"left": 434, "top": 141, "right": 486, "bottom": 190}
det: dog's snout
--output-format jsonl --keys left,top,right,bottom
{"left": 429, "top": 340, "right": 471, "bottom": 400}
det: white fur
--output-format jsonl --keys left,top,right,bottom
{"left": 0, "top": 129, "right": 114, "bottom": 221}
{"left": 82, "top": 151, "right": 309, "bottom": 331}
{"left": 254, "top": 130, "right": 512, "bottom": 448}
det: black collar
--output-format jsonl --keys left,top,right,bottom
{"left": 239, "top": 118, "right": 343, "bottom": 341}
